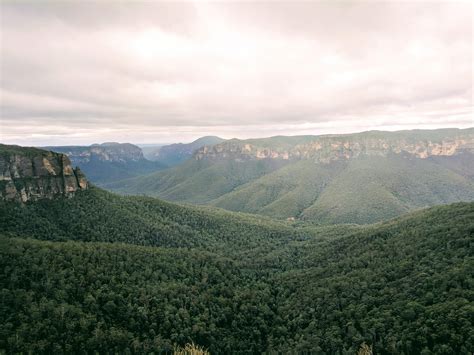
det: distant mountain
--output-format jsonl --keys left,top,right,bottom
{"left": 139, "top": 143, "right": 165, "bottom": 160}
{"left": 45, "top": 142, "right": 166, "bottom": 185}
{"left": 144, "top": 136, "right": 225, "bottom": 166}
{"left": 107, "top": 128, "right": 474, "bottom": 224}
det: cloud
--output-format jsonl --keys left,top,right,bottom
{"left": 0, "top": 1, "right": 472, "bottom": 145}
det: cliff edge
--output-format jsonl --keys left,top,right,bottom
{"left": 0, "top": 144, "right": 88, "bottom": 202}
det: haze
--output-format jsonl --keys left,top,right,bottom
{"left": 0, "top": 1, "right": 472, "bottom": 146}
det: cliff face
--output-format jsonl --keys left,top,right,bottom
{"left": 0, "top": 145, "right": 88, "bottom": 202}
{"left": 46, "top": 142, "right": 146, "bottom": 165}
{"left": 194, "top": 129, "right": 474, "bottom": 163}
{"left": 45, "top": 142, "right": 167, "bottom": 185}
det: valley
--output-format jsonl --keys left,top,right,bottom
{"left": 3, "top": 2, "right": 472, "bottom": 353}
{"left": 107, "top": 128, "right": 474, "bottom": 224}
{"left": 0, "top": 142, "right": 473, "bottom": 353}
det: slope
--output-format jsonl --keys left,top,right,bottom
{"left": 210, "top": 154, "right": 474, "bottom": 224}
{"left": 1, "top": 197, "right": 473, "bottom": 353}
{"left": 0, "top": 186, "right": 312, "bottom": 253}
{"left": 107, "top": 158, "right": 290, "bottom": 204}
{"left": 267, "top": 202, "right": 474, "bottom": 353}
{"left": 210, "top": 159, "right": 347, "bottom": 218}
{"left": 301, "top": 154, "right": 474, "bottom": 224}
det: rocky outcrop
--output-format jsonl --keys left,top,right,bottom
{"left": 45, "top": 142, "right": 146, "bottom": 165}
{"left": 0, "top": 145, "right": 88, "bottom": 202}
{"left": 292, "top": 136, "right": 474, "bottom": 163}
{"left": 194, "top": 129, "right": 474, "bottom": 163}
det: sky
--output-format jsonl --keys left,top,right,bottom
{"left": 0, "top": 1, "right": 473, "bottom": 146}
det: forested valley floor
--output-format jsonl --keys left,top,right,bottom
{"left": 1, "top": 188, "right": 473, "bottom": 354}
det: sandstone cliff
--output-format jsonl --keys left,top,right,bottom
{"left": 45, "top": 142, "right": 146, "bottom": 164}
{"left": 194, "top": 128, "right": 474, "bottom": 163}
{"left": 45, "top": 142, "right": 166, "bottom": 185}
{"left": 0, "top": 144, "right": 88, "bottom": 202}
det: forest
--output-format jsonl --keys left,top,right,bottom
{"left": 3, "top": 0, "right": 473, "bottom": 353}
{"left": 1, "top": 187, "right": 473, "bottom": 354}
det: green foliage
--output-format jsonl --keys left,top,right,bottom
{"left": 0, "top": 185, "right": 473, "bottom": 353}
{"left": 107, "top": 132, "right": 474, "bottom": 224}
{"left": 197, "top": 154, "right": 474, "bottom": 224}
{"left": 107, "top": 158, "right": 290, "bottom": 204}
{"left": 267, "top": 202, "right": 474, "bottom": 353}
{"left": 0, "top": 238, "right": 265, "bottom": 353}
{"left": 0, "top": 187, "right": 310, "bottom": 253}
{"left": 211, "top": 159, "right": 346, "bottom": 218}
{"left": 301, "top": 154, "right": 474, "bottom": 224}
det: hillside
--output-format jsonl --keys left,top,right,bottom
{"left": 0, "top": 186, "right": 310, "bottom": 253}
{"left": 46, "top": 143, "right": 166, "bottom": 185}
{"left": 213, "top": 153, "right": 474, "bottom": 224}
{"left": 1, "top": 186, "right": 472, "bottom": 353}
{"left": 267, "top": 202, "right": 474, "bottom": 354}
{"left": 107, "top": 128, "right": 474, "bottom": 224}
{"left": 144, "top": 136, "right": 225, "bottom": 166}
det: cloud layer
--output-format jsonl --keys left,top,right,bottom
{"left": 1, "top": 1, "right": 472, "bottom": 145}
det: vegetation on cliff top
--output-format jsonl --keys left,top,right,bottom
{"left": 0, "top": 144, "right": 58, "bottom": 158}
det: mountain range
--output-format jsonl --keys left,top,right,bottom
{"left": 45, "top": 137, "right": 225, "bottom": 185}
{"left": 0, "top": 143, "right": 472, "bottom": 353}
{"left": 45, "top": 142, "right": 167, "bottom": 185}
{"left": 107, "top": 128, "right": 474, "bottom": 224}
{"left": 142, "top": 136, "right": 225, "bottom": 166}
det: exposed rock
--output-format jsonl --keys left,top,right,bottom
{"left": 44, "top": 142, "right": 146, "bottom": 165}
{"left": 44, "top": 142, "right": 167, "bottom": 185}
{"left": 0, "top": 144, "right": 88, "bottom": 203}
{"left": 75, "top": 167, "right": 88, "bottom": 189}
{"left": 194, "top": 129, "right": 474, "bottom": 163}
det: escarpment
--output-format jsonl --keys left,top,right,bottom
{"left": 0, "top": 144, "right": 88, "bottom": 202}
{"left": 194, "top": 128, "right": 474, "bottom": 163}
{"left": 44, "top": 142, "right": 146, "bottom": 164}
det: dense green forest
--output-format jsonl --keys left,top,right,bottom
{"left": 0, "top": 187, "right": 314, "bottom": 253}
{"left": 1, "top": 187, "right": 473, "bottom": 353}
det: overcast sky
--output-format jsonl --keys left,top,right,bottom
{"left": 1, "top": 1, "right": 472, "bottom": 146}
